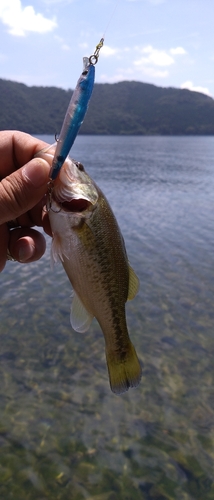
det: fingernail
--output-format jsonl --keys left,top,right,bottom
{"left": 18, "top": 242, "right": 35, "bottom": 262}
{"left": 22, "top": 159, "right": 49, "bottom": 188}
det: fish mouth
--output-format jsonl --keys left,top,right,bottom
{"left": 60, "top": 198, "right": 92, "bottom": 212}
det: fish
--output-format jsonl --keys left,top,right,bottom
{"left": 50, "top": 57, "right": 95, "bottom": 181}
{"left": 37, "top": 145, "right": 142, "bottom": 394}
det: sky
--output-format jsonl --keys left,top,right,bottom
{"left": 0, "top": 0, "right": 214, "bottom": 97}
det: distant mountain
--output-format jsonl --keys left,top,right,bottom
{"left": 0, "top": 78, "right": 214, "bottom": 135}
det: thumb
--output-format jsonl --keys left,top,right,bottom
{"left": 0, "top": 158, "right": 50, "bottom": 225}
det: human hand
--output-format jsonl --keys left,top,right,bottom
{"left": 0, "top": 130, "right": 52, "bottom": 272}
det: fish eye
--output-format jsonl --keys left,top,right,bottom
{"left": 82, "top": 70, "right": 88, "bottom": 76}
{"left": 75, "top": 162, "right": 85, "bottom": 171}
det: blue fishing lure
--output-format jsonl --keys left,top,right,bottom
{"left": 50, "top": 39, "right": 104, "bottom": 181}
{"left": 50, "top": 58, "right": 94, "bottom": 180}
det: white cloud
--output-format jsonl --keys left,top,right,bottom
{"left": 181, "top": 80, "right": 212, "bottom": 97}
{"left": 170, "top": 47, "right": 186, "bottom": 55}
{"left": 100, "top": 73, "right": 128, "bottom": 83}
{"left": 0, "top": 0, "right": 57, "bottom": 36}
{"left": 99, "top": 66, "right": 136, "bottom": 83}
{"left": 134, "top": 45, "right": 174, "bottom": 69}
{"left": 141, "top": 67, "right": 168, "bottom": 78}
{"left": 99, "top": 64, "right": 169, "bottom": 83}
{"left": 133, "top": 44, "right": 186, "bottom": 78}
{"left": 101, "top": 45, "right": 118, "bottom": 57}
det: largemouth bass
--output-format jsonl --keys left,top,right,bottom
{"left": 38, "top": 145, "right": 142, "bottom": 394}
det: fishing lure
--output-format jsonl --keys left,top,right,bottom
{"left": 50, "top": 38, "right": 104, "bottom": 181}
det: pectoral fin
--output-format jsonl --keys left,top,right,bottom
{"left": 51, "top": 233, "right": 64, "bottom": 265}
{"left": 70, "top": 292, "right": 93, "bottom": 333}
{"left": 51, "top": 232, "right": 70, "bottom": 265}
{"left": 127, "top": 264, "right": 140, "bottom": 301}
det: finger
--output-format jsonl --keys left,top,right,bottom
{"left": 11, "top": 195, "right": 48, "bottom": 228}
{"left": 0, "top": 157, "right": 50, "bottom": 225}
{"left": 8, "top": 228, "right": 46, "bottom": 263}
{"left": 0, "top": 131, "right": 49, "bottom": 177}
{"left": 0, "top": 224, "right": 9, "bottom": 272}
{"left": 29, "top": 194, "right": 48, "bottom": 227}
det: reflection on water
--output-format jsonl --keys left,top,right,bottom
{"left": 1, "top": 136, "right": 214, "bottom": 499}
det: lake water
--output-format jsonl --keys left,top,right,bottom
{"left": 1, "top": 135, "right": 214, "bottom": 499}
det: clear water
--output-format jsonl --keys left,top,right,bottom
{"left": 1, "top": 136, "right": 214, "bottom": 499}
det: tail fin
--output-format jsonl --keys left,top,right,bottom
{"left": 106, "top": 342, "right": 142, "bottom": 395}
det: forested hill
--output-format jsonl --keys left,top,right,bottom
{"left": 0, "top": 78, "right": 214, "bottom": 135}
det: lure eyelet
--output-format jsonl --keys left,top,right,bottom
{"left": 89, "top": 54, "right": 98, "bottom": 65}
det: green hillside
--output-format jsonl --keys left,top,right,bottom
{"left": 0, "top": 78, "right": 214, "bottom": 135}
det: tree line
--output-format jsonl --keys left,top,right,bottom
{"left": 0, "top": 78, "right": 214, "bottom": 135}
